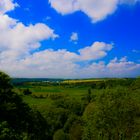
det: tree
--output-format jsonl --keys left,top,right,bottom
{"left": 83, "top": 87, "right": 140, "bottom": 140}
{"left": 132, "top": 77, "right": 140, "bottom": 90}
{"left": 87, "top": 89, "right": 92, "bottom": 103}
{"left": 23, "top": 88, "right": 32, "bottom": 95}
{"left": 0, "top": 72, "right": 12, "bottom": 91}
{"left": 54, "top": 97, "right": 83, "bottom": 115}
{"left": 53, "top": 129, "right": 69, "bottom": 140}
{"left": 0, "top": 72, "right": 48, "bottom": 139}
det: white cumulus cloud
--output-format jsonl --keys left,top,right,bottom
{"left": 49, "top": 0, "right": 140, "bottom": 22}
{"left": 0, "top": 14, "right": 58, "bottom": 61}
{"left": 79, "top": 42, "right": 113, "bottom": 61}
{"left": 1, "top": 36, "right": 140, "bottom": 78}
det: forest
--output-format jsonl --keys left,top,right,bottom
{"left": 0, "top": 71, "right": 140, "bottom": 140}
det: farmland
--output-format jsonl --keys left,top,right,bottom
{"left": 1, "top": 73, "right": 140, "bottom": 140}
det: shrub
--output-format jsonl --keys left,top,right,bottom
{"left": 23, "top": 88, "right": 32, "bottom": 95}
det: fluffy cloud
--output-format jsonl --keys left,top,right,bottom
{"left": 0, "top": 0, "right": 18, "bottom": 14}
{"left": 106, "top": 57, "right": 140, "bottom": 77}
{"left": 21, "top": 42, "right": 113, "bottom": 64}
{"left": 78, "top": 42, "right": 113, "bottom": 61}
{"left": 0, "top": 41, "right": 113, "bottom": 77}
{"left": 70, "top": 32, "right": 78, "bottom": 42}
{"left": 0, "top": 14, "right": 58, "bottom": 60}
{"left": 1, "top": 48, "right": 140, "bottom": 78}
{"left": 82, "top": 58, "right": 140, "bottom": 78}
{"left": 49, "top": 0, "right": 140, "bottom": 22}
{"left": 1, "top": 38, "right": 140, "bottom": 78}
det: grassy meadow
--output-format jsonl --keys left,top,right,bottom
{"left": 16, "top": 81, "right": 93, "bottom": 111}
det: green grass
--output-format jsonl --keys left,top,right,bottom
{"left": 23, "top": 95, "right": 53, "bottom": 111}
{"left": 31, "top": 86, "right": 62, "bottom": 93}
{"left": 20, "top": 85, "right": 91, "bottom": 112}
{"left": 21, "top": 85, "right": 90, "bottom": 99}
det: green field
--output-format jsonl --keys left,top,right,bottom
{"left": 15, "top": 78, "right": 134, "bottom": 111}
{"left": 10, "top": 77, "right": 140, "bottom": 139}
{"left": 18, "top": 85, "right": 91, "bottom": 111}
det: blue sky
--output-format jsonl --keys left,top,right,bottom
{"left": 0, "top": 0, "right": 140, "bottom": 78}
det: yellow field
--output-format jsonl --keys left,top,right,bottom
{"left": 61, "top": 79, "right": 103, "bottom": 84}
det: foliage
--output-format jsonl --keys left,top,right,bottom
{"left": 53, "top": 129, "right": 69, "bottom": 140}
{"left": 23, "top": 88, "right": 32, "bottom": 95}
{"left": 0, "top": 72, "right": 48, "bottom": 139}
{"left": 1, "top": 71, "right": 140, "bottom": 140}
{"left": 54, "top": 97, "right": 84, "bottom": 115}
{"left": 83, "top": 87, "right": 140, "bottom": 140}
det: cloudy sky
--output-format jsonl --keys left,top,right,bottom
{"left": 0, "top": 0, "right": 140, "bottom": 78}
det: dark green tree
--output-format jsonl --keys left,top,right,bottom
{"left": 23, "top": 88, "right": 32, "bottom": 95}
{"left": 132, "top": 77, "right": 140, "bottom": 90}
{"left": 83, "top": 87, "right": 140, "bottom": 140}
{"left": 53, "top": 129, "right": 69, "bottom": 140}
{"left": 87, "top": 89, "right": 91, "bottom": 103}
{"left": 0, "top": 72, "right": 48, "bottom": 139}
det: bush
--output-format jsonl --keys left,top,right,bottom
{"left": 23, "top": 88, "right": 32, "bottom": 95}
{"left": 53, "top": 129, "right": 69, "bottom": 140}
{"left": 54, "top": 97, "right": 84, "bottom": 115}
